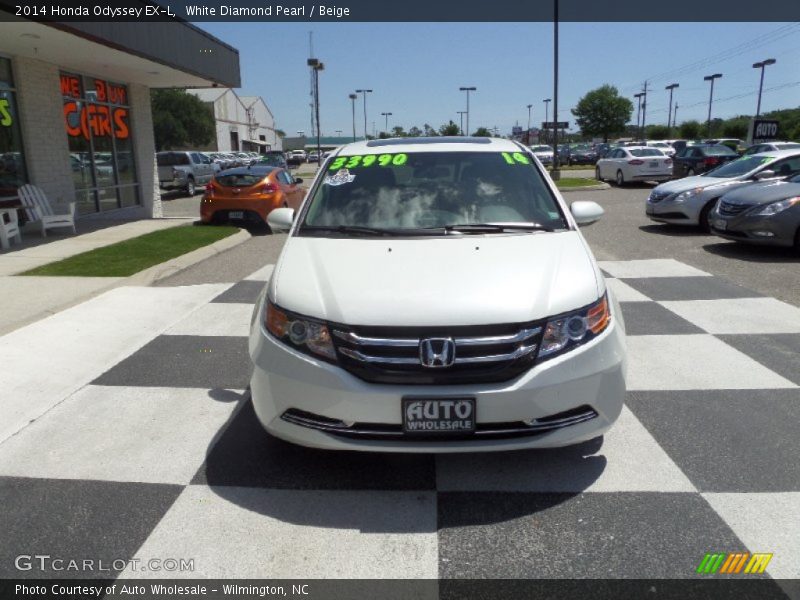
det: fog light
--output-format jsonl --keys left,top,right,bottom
{"left": 752, "top": 231, "right": 775, "bottom": 237}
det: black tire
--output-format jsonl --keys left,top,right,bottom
{"left": 595, "top": 167, "right": 602, "bottom": 182}
{"left": 699, "top": 201, "right": 715, "bottom": 233}
{"left": 185, "top": 177, "right": 196, "bottom": 197}
{"left": 794, "top": 227, "right": 800, "bottom": 254}
{"left": 686, "top": 168, "right": 695, "bottom": 177}
{"left": 616, "top": 170, "right": 625, "bottom": 186}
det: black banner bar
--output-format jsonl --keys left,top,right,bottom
{"left": 2, "top": 0, "right": 800, "bottom": 22}
{"left": 2, "top": 579, "right": 799, "bottom": 600}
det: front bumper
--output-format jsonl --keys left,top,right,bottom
{"left": 646, "top": 192, "right": 708, "bottom": 225}
{"left": 709, "top": 207, "right": 798, "bottom": 247}
{"left": 248, "top": 300, "right": 627, "bottom": 453}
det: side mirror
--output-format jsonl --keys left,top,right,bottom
{"left": 294, "top": 177, "right": 303, "bottom": 184}
{"left": 570, "top": 200, "right": 604, "bottom": 227}
{"left": 754, "top": 169, "right": 775, "bottom": 180}
{"left": 267, "top": 207, "right": 295, "bottom": 232}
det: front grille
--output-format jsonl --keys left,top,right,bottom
{"left": 718, "top": 200, "right": 752, "bottom": 217}
{"left": 281, "top": 406, "right": 599, "bottom": 441}
{"left": 330, "top": 322, "right": 544, "bottom": 384}
{"left": 648, "top": 190, "right": 672, "bottom": 203}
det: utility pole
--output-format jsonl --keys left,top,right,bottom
{"left": 634, "top": 93, "right": 644, "bottom": 137}
{"left": 640, "top": 80, "right": 648, "bottom": 141}
{"left": 543, "top": 98, "right": 551, "bottom": 143}
{"left": 380, "top": 112, "right": 392, "bottom": 137}
{"left": 665, "top": 83, "right": 678, "bottom": 138}
{"left": 307, "top": 58, "right": 324, "bottom": 163}
{"left": 526, "top": 104, "right": 532, "bottom": 144}
{"left": 673, "top": 103, "right": 678, "bottom": 130}
{"left": 308, "top": 32, "right": 315, "bottom": 138}
{"left": 457, "top": 111, "right": 467, "bottom": 136}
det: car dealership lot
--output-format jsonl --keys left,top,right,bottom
{"left": 0, "top": 192, "right": 799, "bottom": 585}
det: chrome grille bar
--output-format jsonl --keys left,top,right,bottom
{"left": 338, "top": 343, "right": 538, "bottom": 365}
{"left": 334, "top": 326, "right": 541, "bottom": 348}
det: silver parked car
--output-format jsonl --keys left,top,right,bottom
{"left": 710, "top": 172, "right": 800, "bottom": 249}
{"left": 645, "top": 149, "right": 800, "bottom": 231}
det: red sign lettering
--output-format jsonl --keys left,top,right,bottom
{"left": 63, "top": 101, "right": 130, "bottom": 140}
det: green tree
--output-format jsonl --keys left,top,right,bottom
{"left": 571, "top": 85, "right": 633, "bottom": 142}
{"left": 439, "top": 120, "right": 461, "bottom": 136}
{"left": 721, "top": 118, "right": 748, "bottom": 139}
{"left": 407, "top": 126, "right": 422, "bottom": 137}
{"left": 679, "top": 120, "right": 701, "bottom": 140}
{"left": 645, "top": 125, "right": 670, "bottom": 140}
{"left": 150, "top": 89, "right": 215, "bottom": 151}
{"left": 472, "top": 127, "right": 492, "bottom": 137}
{"left": 422, "top": 124, "right": 439, "bottom": 136}
{"left": 391, "top": 125, "right": 407, "bottom": 137}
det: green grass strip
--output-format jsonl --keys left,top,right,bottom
{"left": 20, "top": 225, "right": 238, "bottom": 277}
{"left": 555, "top": 178, "right": 600, "bottom": 189}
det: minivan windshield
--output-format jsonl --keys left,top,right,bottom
{"left": 299, "top": 151, "right": 567, "bottom": 235}
{"left": 703, "top": 156, "right": 771, "bottom": 178}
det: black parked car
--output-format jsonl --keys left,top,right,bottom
{"left": 565, "top": 145, "right": 598, "bottom": 165}
{"left": 672, "top": 144, "right": 739, "bottom": 178}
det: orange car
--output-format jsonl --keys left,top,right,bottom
{"left": 200, "top": 166, "right": 305, "bottom": 226}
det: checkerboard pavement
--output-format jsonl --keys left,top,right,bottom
{"left": 1, "top": 259, "right": 799, "bottom": 586}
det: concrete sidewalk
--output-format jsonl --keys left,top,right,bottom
{"left": 0, "top": 217, "right": 249, "bottom": 336}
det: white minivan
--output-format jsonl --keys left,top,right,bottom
{"left": 249, "top": 137, "right": 626, "bottom": 452}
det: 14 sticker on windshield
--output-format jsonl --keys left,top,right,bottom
{"left": 324, "top": 168, "right": 356, "bottom": 186}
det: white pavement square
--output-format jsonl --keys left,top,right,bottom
{"left": 435, "top": 407, "right": 696, "bottom": 493}
{"left": 123, "top": 486, "right": 438, "bottom": 578}
{"left": 660, "top": 298, "right": 800, "bottom": 334}
{"left": 245, "top": 264, "right": 275, "bottom": 282}
{"left": 626, "top": 334, "right": 797, "bottom": 390}
{"left": 165, "top": 303, "right": 254, "bottom": 337}
{"left": 0, "top": 386, "right": 240, "bottom": 485}
{"left": 703, "top": 492, "right": 800, "bottom": 579}
{"left": 598, "top": 259, "right": 711, "bottom": 279}
{"left": 0, "top": 283, "right": 230, "bottom": 443}
{"left": 605, "top": 278, "right": 651, "bottom": 302}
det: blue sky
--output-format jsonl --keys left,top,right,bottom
{"left": 201, "top": 22, "right": 800, "bottom": 137}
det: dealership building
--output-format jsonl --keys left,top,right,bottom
{"left": 0, "top": 17, "right": 240, "bottom": 219}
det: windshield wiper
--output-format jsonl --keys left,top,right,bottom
{"left": 300, "top": 225, "right": 441, "bottom": 237}
{"left": 439, "top": 222, "right": 554, "bottom": 234}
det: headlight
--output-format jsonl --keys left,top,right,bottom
{"left": 755, "top": 197, "right": 800, "bottom": 216}
{"left": 674, "top": 187, "right": 703, "bottom": 202}
{"left": 265, "top": 301, "right": 337, "bottom": 362}
{"left": 538, "top": 294, "right": 611, "bottom": 360}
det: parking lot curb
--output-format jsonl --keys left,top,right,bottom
{"left": 125, "top": 226, "right": 252, "bottom": 286}
{"left": 560, "top": 182, "right": 611, "bottom": 192}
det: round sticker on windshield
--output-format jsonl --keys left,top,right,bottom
{"left": 324, "top": 168, "right": 356, "bottom": 186}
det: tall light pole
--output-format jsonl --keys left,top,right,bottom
{"left": 551, "top": 0, "right": 560, "bottom": 178}
{"left": 665, "top": 83, "right": 679, "bottom": 137}
{"left": 543, "top": 98, "right": 551, "bottom": 142}
{"left": 752, "top": 58, "right": 776, "bottom": 117}
{"left": 673, "top": 102, "right": 679, "bottom": 129}
{"left": 348, "top": 93, "right": 357, "bottom": 142}
{"left": 634, "top": 92, "right": 644, "bottom": 137}
{"left": 335, "top": 129, "right": 342, "bottom": 137}
{"left": 355, "top": 89, "right": 372, "bottom": 140}
{"left": 703, "top": 73, "right": 722, "bottom": 137}
{"left": 307, "top": 58, "right": 324, "bottom": 163}
{"left": 381, "top": 111, "right": 393, "bottom": 137}
{"left": 459, "top": 86, "right": 476, "bottom": 136}
{"left": 457, "top": 111, "right": 467, "bottom": 136}
{"left": 526, "top": 104, "right": 533, "bottom": 144}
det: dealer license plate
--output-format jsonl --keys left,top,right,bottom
{"left": 228, "top": 211, "right": 244, "bottom": 219}
{"left": 649, "top": 161, "right": 659, "bottom": 168}
{"left": 402, "top": 397, "right": 476, "bottom": 435}
{"left": 712, "top": 218, "right": 727, "bottom": 230}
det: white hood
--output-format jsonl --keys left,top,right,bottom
{"left": 654, "top": 174, "right": 734, "bottom": 195}
{"left": 271, "top": 231, "right": 602, "bottom": 326}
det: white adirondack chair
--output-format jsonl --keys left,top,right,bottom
{"left": 18, "top": 184, "right": 77, "bottom": 237}
{"left": 0, "top": 208, "right": 22, "bottom": 250}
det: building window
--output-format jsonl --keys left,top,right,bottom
{"left": 0, "top": 57, "right": 28, "bottom": 203}
{"left": 61, "top": 72, "right": 139, "bottom": 215}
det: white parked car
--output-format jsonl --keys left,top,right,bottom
{"left": 646, "top": 141, "right": 676, "bottom": 157}
{"left": 248, "top": 137, "right": 627, "bottom": 452}
{"left": 596, "top": 146, "right": 672, "bottom": 185}
{"left": 529, "top": 144, "right": 554, "bottom": 165}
